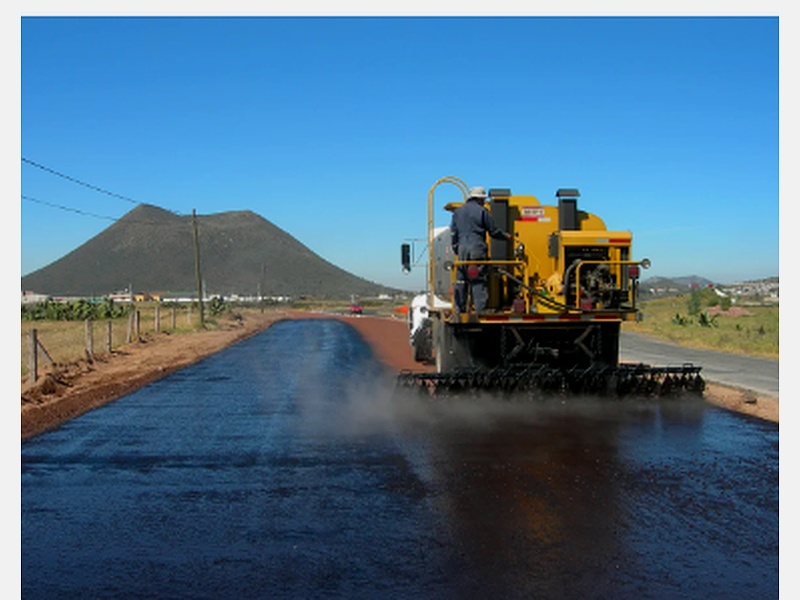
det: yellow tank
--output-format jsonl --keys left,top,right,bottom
{"left": 442, "top": 188, "right": 645, "bottom": 319}
{"left": 417, "top": 180, "right": 651, "bottom": 372}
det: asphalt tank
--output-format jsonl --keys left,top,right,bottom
{"left": 398, "top": 176, "right": 703, "bottom": 397}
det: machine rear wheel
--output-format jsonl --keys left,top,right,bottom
{"left": 412, "top": 319, "right": 433, "bottom": 363}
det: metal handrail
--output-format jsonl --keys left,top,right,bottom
{"left": 448, "top": 257, "right": 529, "bottom": 312}
{"left": 427, "top": 177, "right": 469, "bottom": 310}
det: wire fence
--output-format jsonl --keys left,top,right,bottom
{"left": 21, "top": 304, "right": 202, "bottom": 381}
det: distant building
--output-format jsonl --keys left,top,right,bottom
{"left": 21, "top": 290, "right": 49, "bottom": 304}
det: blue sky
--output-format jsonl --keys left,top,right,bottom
{"left": 19, "top": 14, "right": 780, "bottom": 293}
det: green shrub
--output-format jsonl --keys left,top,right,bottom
{"left": 22, "top": 299, "right": 132, "bottom": 322}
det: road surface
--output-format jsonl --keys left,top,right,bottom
{"left": 621, "top": 330, "right": 779, "bottom": 397}
{"left": 22, "top": 319, "right": 779, "bottom": 598}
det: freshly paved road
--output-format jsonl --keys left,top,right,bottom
{"left": 22, "top": 319, "right": 778, "bottom": 599}
{"left": 620, "top": 331, "right": 779, "bottom": 397}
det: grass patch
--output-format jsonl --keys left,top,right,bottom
{"left": 625, "top": 294, "right": 778, "bottom": 359}
{"left": 20, "top": 303, "right": 220, "bottom": 378}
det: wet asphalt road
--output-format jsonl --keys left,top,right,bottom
{"left": 22, "top": 319, "right": 779, "bottom": 599}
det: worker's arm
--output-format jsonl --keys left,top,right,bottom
{"left": 483, "top": 211, "right": 511, "bottom": 240}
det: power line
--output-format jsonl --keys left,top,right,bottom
{"left": 22, "top": 157, "right": 140, "bottom": 205}
{"left": 22, "top": 194, "right": 182, "bottom": 227}
{"left": 22, "top": 195, "right": 118, "bottom": 222}
{"left": 22, "top": 157, "right": 186, "bottom": 219}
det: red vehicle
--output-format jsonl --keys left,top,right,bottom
{"left": 349, "top": 294, "right": 362, "bottom": 315}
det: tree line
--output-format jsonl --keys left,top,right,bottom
{"left": 21, "top": 298, "right": 132, "bottom": 321}
{"left": 21, "top": 297, "right": 229, "bottom": 322}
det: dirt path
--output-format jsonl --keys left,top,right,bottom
{"left": 20, "top": 310, "right": 777, "bottom": 441}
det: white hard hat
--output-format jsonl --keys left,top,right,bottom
{"left": 468, "top": 186, "right": 487, "bottom": 200}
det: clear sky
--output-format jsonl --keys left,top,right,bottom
{"left": 19, "top": 12, "right": 780, "bottom": 293}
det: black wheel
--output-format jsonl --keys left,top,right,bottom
{"left": 412, "top": 319, "right": 433, "bottom": 363}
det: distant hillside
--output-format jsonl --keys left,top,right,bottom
{"left": 642, "top": 275, "right": 715, "bottom": 293}
{"left": 639, "top": 276, "right": 708, "bottom": 299}
{"left": 21, "top": 204, "right": 397, "bottom": 299}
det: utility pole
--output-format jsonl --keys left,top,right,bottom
{"left": 192, "top": 209, "right": 205, "bottom": 328}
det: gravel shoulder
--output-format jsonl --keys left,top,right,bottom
{"left": 20, "top": 310, "right": 777, "bottom": 441}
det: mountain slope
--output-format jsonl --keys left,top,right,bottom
{"left": 21, "top": 204, "right": 395, "bottom": 299}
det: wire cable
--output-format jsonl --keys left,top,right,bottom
{"left": 22, "top": 194, "right": 118, "bottom": 222}
{"left": 22, "top": 194, "right": 182, "bottom": 227}
{"left": 22, "top": 157, "right": 140, "bottom": 205}
{"left": 22, "top": 157, "right": 186, "bottom": 219}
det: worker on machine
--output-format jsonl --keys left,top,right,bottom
{"left": 450, "top": 186, "right": 511, "bottom": 314}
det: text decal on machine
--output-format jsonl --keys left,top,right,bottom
{"left": 521, "top": 206, "right": 550, "bottom": 222}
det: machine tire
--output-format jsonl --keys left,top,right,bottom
{"left": 412, "top": 318, "right": 433, "bottom": 363}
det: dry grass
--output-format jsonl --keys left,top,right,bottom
{"left": 624, "top": 295, "right": 779, "bottom": 359}
{"left": 20, "top": 304, "right": 207, "bottom": 378}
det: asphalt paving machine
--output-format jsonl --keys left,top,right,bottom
{"left": 397, "top": 176, "right": 704, "bottom": 397}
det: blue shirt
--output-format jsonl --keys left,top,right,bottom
{"left": 450, "top": 198, "right": 506, "bottom": 259}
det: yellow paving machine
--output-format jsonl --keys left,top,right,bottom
{"left": 398, "top": 176, "right": 703, "bottom": 397}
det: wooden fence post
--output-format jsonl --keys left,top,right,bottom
{"left": 171, "top": 306, "right": 177, "bottom": 330}
{"left": 135, "top": 310, "right": 141, "bottom": 339}
{"left": 27, "top": 329, "right": 56, "bottom": 380}
{"left": 155, "top": 305, "right": 161, "bottom": 333}
{"left": 126, "top": 311, "right": 134, "bottom": 343}
{"left": 85, "top": 319, "right": 94, "bottom": 360}
{"left": 28, "top": 328, "right": 38, "bottom": 382}
{"left": 106, "top": 320, "right": 113, "bottom": 353}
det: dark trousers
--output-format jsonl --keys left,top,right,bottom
{"left": 455, "top": 251, "right": 488, "bottom": 313}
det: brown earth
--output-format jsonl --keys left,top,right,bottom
{"left": 20, "top": 310, "right": 777, "bottom": 441}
